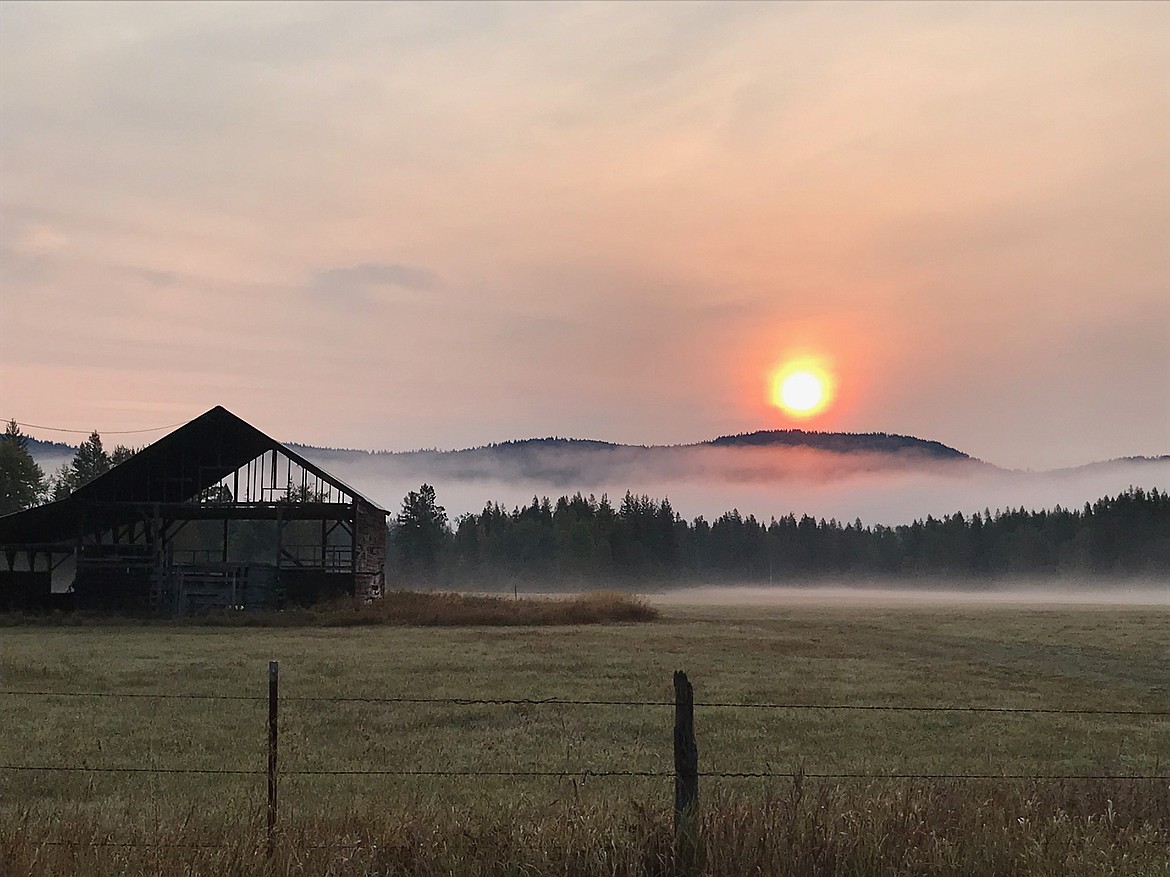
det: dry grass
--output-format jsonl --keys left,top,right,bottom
{"left": 1, "top": 602, "right": 1166, "bottom": 876}
{"left": 2, "top": 778, "right": 1166, "bottom": 876}
{"left": 0, "top": 589, "right": 660, "bottom": 627}
{"left": 305, "top": 589, "right": 661, "bottom": 627}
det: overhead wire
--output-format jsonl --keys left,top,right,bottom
{"left": 11, "top": 419, "right": 187, "bottom": 436}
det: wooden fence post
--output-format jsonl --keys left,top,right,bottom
{"left": 673, "top": 670, "right": 699, "bottom": 874}
{"left": 267, "top": 660, "right": 279, "bottom": 859}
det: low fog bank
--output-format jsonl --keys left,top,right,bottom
{"left": 28, "top": 445, "right": 74, "bottom": 482}
{"left": 25, "top": 440, "right": 1167, "bottom": 527}
{"left": 646, "top": 581, "right": 1170, "bottom": 607}
{"left": 303, "top": 445, "right": 1169, "bottom": 527}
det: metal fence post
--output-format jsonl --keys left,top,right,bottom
{"left": 267, "top": 660, "right": 279, "bottom": 859}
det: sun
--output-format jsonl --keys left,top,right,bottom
{"left": 780, "top": 371, "right": 824, "bottom": 412}
{"left": 769, "top": 360, "right": 835, "bottom": 418}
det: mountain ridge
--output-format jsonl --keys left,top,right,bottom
{"left": 300, "top": 428, "right": 973, "bottom": 459}
{"left": 704, "top": 429, "right": 970, "bottom": 460}
{"left": 20, "top": 431, "right": 1168, "bottom": 475}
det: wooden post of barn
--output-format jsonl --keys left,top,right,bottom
{"left": 673, "top": 670, "right": 699, "bottom": 874}
{"left": 267, "top": 660, "right": 279, "bottom": 859}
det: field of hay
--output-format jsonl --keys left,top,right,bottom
{"left": 1, "top": 593, "right": 1167, "bottom": 876}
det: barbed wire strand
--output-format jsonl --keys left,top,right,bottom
{"left": 2, "top": 764, "right": 1165, "bottom": 781}
{"left": 0, "top": 690, "right": 259, "bottom": 701}
{"left": 16, "top": 840, "right": 231, "bottom": 850}
{"left": 1, "top": 689, "right": 1165, "bottom": 716}
{"left": 0, "top": 765, "right": 257, "bottom": 775}
{"left": 16, "top": 839, "right": 374, "bottom": 850}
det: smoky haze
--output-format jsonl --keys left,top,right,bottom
{"left": 646, "top": 582, "right": 1170, "bottom": 609}
{"left": 294, "top": 441, "right": 1170, "bottom": 526}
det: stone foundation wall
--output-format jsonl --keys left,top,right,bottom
{"left": 353, "top": 500, "right": 387, "bottom": 600}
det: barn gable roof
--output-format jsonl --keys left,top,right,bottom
{"left": 0, "top": 406, "right": 387, "bottom": 545}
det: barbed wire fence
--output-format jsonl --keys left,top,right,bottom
{"left": 1, "top": 665, "right": 1167, "bottom": 860}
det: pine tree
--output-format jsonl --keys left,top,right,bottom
{"left": 50, "top": 430, "right": 112, "bottom": 499}
{"left": 72, "top": 431, "right": 111, "bottom": 486}
{"left": 395, "top": 483, "right": 449, "bottom": 569}
{"left": 0, "top": 420, "right": 47, "bottom": 514}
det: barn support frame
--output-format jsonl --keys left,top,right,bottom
{"left": 0, "top": 406, "right": 389, "bottom": 615}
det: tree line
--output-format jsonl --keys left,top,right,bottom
{"left": 4, "top": 424, "right": 1166, "bottom": 582}
{"left": 390, "top": 485, "right": 1170, "bottom": 584}
{"left": 0, "top": 421, "right": 134, "bottom": 513}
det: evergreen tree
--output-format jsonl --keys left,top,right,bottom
{"left": 438, "top": 485, "right": 1168, "bottom": 585}
{"left": 73, "top": 431, "right": 111, "bottom": 485}
{"left": 0, "top": 420, "right": 47, "bottom": 514}
{"left": 50, "top": 430, "right": 112, "bottom": 499}
{"left": 395, "top": 483, "right": 449, "bottom": 569}
{"left": 50, "top": 463, "right": 76, "bottom": 501}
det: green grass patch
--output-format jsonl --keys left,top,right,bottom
{"left": 0, "top": 600, "right": 1166, "bottom": 875}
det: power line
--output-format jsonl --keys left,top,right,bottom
{"left": 11, "top": 419, "right": 187, "bottom": 436}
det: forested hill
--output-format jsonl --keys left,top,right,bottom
{"left": 26, "top": 430, "right": 1164, "bottom": 478}
{"left": 23, "top": 438, "right": 75, "bottom": 475}
{"left": 305, "top": 429, "right": 991, "bottom": 488}
{"left": 703, "top": 430, "right": 970, "bottom": 460}
{"left": 424, "top": 437, "right": 625, "bottom": 458}
{"left": 385, "top": 429, "right": 971, "bottom": 460}
{"left": 25, "top": 438, "right": 73, "bottom": 457}
{"left": 25, "top": 430, "right": 980, "bottom": 490}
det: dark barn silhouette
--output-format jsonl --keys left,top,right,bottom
{"left": 0, "top": 406, "right": 387, "bottom": 614}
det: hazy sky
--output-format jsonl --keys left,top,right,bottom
{"left": 2, "top": 1, "right": 1167, "bottom": 470}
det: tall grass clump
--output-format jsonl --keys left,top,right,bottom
{"left": 0, "top": 590, "right": 659, "bottom": 627}
{"left": 2, "top": 778, "right": 1166, "bottom": 876}
{"left": 282, "top": 589, "right": 660, "bottom": 627}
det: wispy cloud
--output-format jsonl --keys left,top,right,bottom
{"left": 308, "top": 262, "right": 441, "bottom": 307}
{"left": 1, "top": 2, "right": 1166, "bottom": 467}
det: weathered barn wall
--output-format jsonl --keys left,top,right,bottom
{"left": 0, "top": 570, "right": 51, "bottom": 611}
{"left": 353, "top": 499, "right": 386, "bottom": 600}
{"left": 0, "top": 406, "right": 391, "bottom": 615}
{"left": 281, "top": 568, "right": 354, "bottom": 606}
{"left": 73, "top": 565, "right": 152, "bottom": 613}
{"left": 173, "top": 563, "right": 279, "bottom": 613}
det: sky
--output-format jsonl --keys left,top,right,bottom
{"left": 1, "top": 1, "right": 1168, "bottom": 471}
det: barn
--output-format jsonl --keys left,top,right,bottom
{"left": 0, "top": 406, "right": 388, "bottom": 614}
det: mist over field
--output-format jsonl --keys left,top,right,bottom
{"left": 298, "top": 443, "right": 1169, "bottom": 526}
{"left": 24, "top": 434, "right": 1168, "bottom": 527}
{"left": 646, "top": 582, "right": 1170, "bottom": 608}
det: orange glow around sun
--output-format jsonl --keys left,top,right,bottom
{"left": 769, "top": 358, "right": 836, "bottom": 419}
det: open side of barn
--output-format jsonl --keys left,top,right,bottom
{"left": 0, "top": 406, "right": 388, "bottom": 614}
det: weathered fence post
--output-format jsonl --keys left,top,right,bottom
{"left": 673, "top": 670, "right": 699, "bottom": 874}
{"left": 267, "top": 660, "right": 279, "bottom": 859}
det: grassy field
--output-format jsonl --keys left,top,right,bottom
{"left": 0, "top": 595, "right": 1167, "bottom": 876}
